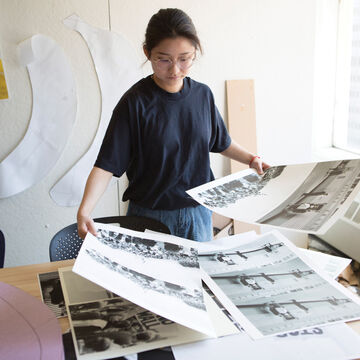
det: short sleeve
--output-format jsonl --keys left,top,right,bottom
{"left": 209, "top": 102, "right": 232, "bottom": 153}
{"left": 94, "top": 97, "right": 132, "bottom": 177}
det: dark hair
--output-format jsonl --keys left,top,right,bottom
{"left": 144, "top": 8, "right": 202, "bottom": 57}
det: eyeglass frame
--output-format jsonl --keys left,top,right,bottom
{"left": 150, "top": 52, "right": 196, "bottom": 70}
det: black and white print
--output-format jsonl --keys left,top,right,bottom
{"left": 200, "top": 231, "right": 360, "bottom": 338}
{"left": 73, "top": 223, "right": 215, "bottom": 337}
{"left": 187, "top": 159, "right": 360, "bottom": 234}
{"left": 59, "top": 267, "right": 207, "bottom": 360}
{"left": 69, "top": 298, "right": 175, "bottom": 357}
{"left": 196, "top": 166, "right": 285, "bottom": 208}
{"left": 85, "top": 248, "right": 206, "bottom": 311}
{"left": 38, "top": 271, "right": 67, "bottom": 318}
{"left": 257, "top": 160, "right": 360, "bottom": 232}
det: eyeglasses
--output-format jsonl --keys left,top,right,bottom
{"left": 152, "top": 53, "right": 196, "bottom": 70}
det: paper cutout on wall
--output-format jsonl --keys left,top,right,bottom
{"left": 50, "top": 14, "right": 143, "bottom": 206}
{"left": 0, "top": 34, "right": 77, "bottom": 199}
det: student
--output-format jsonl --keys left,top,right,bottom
{"left": 77, "top": 8, "right": 269, "bottom": 242}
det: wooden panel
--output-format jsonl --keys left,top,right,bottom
{"left": 0, "top": 259, "right": 75, "bottom": 332}
{"left": 226, "top": 80, "right": 257, "bottom": 173}
{"left": 226, "top": 80, "right": 260, "bottom": 234}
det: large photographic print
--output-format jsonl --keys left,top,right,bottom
{"left": 187, "top": 159, "right": 360, "bottom": 234}
{"left": 59, "top": 268, "right": 208, "bottom": 360}
{"left": 200, "top": 231, "right": 360, "bottom": 338}
{"left": 174, "top": 252, "right": 360, "bottom": 360}
{"left": 257, "top": 160, "right": 360, "bottom": 232}
{"left": 73, "top": 223, "right": 215, "bottom": 336}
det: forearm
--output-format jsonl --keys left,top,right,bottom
{"left": 77, "top": 166, "right": 113, "bottom": 218}
{"left": 220, "top": 140, "right": 255, "bottom": 165}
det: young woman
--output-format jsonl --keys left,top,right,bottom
{"left": 77, "top": 8, "right": 269, "bottom": 241}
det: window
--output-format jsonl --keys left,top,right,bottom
{"left": 333, "top": 0, "right": 360, "bottom": 153}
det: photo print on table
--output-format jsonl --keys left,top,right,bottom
{"left": 68, "top": 297, "right": 205, "bottom": 359}
{"left": 199, "top": 231, "right": 360, "bottom": 338}
{"left": 59, "top": 267, "right": 209, "bottom": 360}
{"left": 38, "top": 271, "right": 67, "bottom": 318}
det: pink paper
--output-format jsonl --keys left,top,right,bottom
{"left": 0, "top": 281, "right": 64, "bottom": 360}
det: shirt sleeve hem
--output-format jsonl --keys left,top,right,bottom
{"left": 94, "top": 160, "right": 122, "bottom": 178}
{"left": 211, "top": 135, "right": 232, "bottom": 153}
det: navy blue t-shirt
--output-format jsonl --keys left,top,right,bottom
{"left": 95, "top": 75, "right": 231, "bottom": 210}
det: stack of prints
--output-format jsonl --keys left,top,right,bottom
{"left": 55, "top": 222, "right": 360, "bottom": 359}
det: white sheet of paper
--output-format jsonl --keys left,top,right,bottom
{"left": 73, "top": 223, "right": 216, "bottom": 337}
{"left": 187, "top": 160, "right": 360, "bottom": 234}
{"left": 299, "top": 249, "right": 351, "bottom": 279}
{"left": 0, "top": 34, "right": 76, "bottom": 198}
{"left": 172, "top": 323, "right": 360, "bottom": 360}
{"left": 199, "top": 230, "right": 360, "bottom": 339}
{"left": 50, "top": 14, "right": 143, "bottom": 206}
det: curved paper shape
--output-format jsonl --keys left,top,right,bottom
{"left": 0, "top": 34, "right": 77, "bottom": 199}
{"left": 0, "top": 281, "right": 64, "bottom": 360}
{"left": 50, "top": 14, "right": 143, "bottom": 206}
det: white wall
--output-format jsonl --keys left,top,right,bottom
{"left": 0, "top": 0, "right": 120, "bottom": 266}
{"left": 0, "top": 0, "right": 321, "bottom": 266}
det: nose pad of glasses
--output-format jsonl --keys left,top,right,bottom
{"left": 169, "top": 62, "right": 181, "bottom": 71}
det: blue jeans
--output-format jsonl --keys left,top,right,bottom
{"left": 126, "top": 202, "right": 213, "bottom": 242}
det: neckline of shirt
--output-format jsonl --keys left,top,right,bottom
{"left": 147, "top": 75, "right": 191, "bottom": 101}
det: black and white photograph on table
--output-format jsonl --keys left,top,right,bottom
{"left": 38, "top": 271, "right": 67, "bottom": 318}
{"left": 68, "top": 298, "right": 179, "bottom": 358}
{"left": 72, "top": 223, "right": 215, "bottom": 336}
{"left": 199, "top": 231, "right": 360, "bottom": 338}
{"left": 187, "top": 159, "right": 360, "bottom": 234}
{"left": 96, "top": 228, "right": 198, "bottom": 268}
{"left": 59, "top": 266, "right": 209, "bottom": 360}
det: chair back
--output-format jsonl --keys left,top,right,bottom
{"left": 49, "top": 216, "right": 170, "bottom": 261}
{"left": 0, "top": 230, "right": 4, "bottom": 268}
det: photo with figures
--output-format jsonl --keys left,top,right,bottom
{"left": 257, "top": 160, "right": 360, "bottom": 231}
{"left": 69, "top": 298, "right": 177, "bottom": 357}
{"left": 201, "top": 233, "right": 360, "bottom": 337}
{"left": 85, "top": 248, "right": 206, "bottom": 311}
{"left": 38, "top": 271, "right": 67, "bottom": 318}
{"left": 95, "top": 228, "right": 198, "bottom": 268}
{"left": 196, "top": 166, "right": 285, "bottom": 208}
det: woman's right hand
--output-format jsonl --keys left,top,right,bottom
{"left": 76, "top": 167, "right": 113, "bottom": 239}
{"left": 77, "top": 214, "right": 98, "bottom": 239}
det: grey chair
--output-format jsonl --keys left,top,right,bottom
{"left": 49, "top": 216, "right": 170, "bottom": 261}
